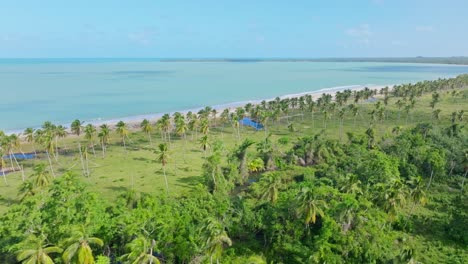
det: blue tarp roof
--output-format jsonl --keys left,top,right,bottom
{"left": 240, "top": 117, "right": 264, "bottom": 130}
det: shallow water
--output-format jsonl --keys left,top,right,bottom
{"left": 1, "top": 59, "right": 467, "bottom": 132}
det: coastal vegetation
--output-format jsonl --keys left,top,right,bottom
{"left": 160, "top": 57, "right": 468, "bottom": 65}
{"left": 0, "top": 75, "right": 467, "bottom": 263}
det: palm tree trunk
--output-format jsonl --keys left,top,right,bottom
{"left": 426, "top": 169, "right": 434, "bottom": 190}
{"left": 183, "top": 134, "right": 187, "bottom": 162}
{"left": 20, "top": 165, "right": 25, "bottom": 182}
{"left": 101, "top": 140, "right": 105, "bottom": 158}
{"left": 1, "top": 165, "right": 7, "bottom": 185}
{"left": 8, "top": 153, "right": 15, "bottom": 171}
{"left": 340, "top": 120, "right": 343, "bottom": 141}
{"left": 32, "top": 144, "right": 37, "bottom": 157}
{"left": 163, "top": 166, "right": 169, "bottom": 194}
{"left": 46, "top": 151, "right": 56, "bottom": 178}
{"left": 85, "top": 153, "right": 90, "bottom": 177}
{"left": 211, "top": 171, "right": 217, "bottom": 191}
{"left": 448, "top": 161, "right": 455, "bottom": 176}
{"left": 461, "top": 170, "right": 467, "bottom": 191}
{"left": 10, "top": 150, "right": 22, "bottom": 172}
{"left": 55, "top": 136, "right": 59, "bottom": 160}
{"left": 78, "top": 144, "right": 86, "bottom": 176}
{"left": 311, "top": 111, "right": 315, "bottom": 129}
{"left": 148, "top": 133, "right": 152, "bottom": 146}
{"left": 91, "top": 143, "right": 96, "bottom": 157}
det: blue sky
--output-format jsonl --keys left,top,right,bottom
{"left": 1, "top": 0, "right": 467, "bottom": 58}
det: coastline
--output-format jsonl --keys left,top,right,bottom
{"left": 4, "top": 83, "right": 393, "bottom": 136}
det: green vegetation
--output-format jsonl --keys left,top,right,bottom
{"left": 1, "top": 75, "right": 467, "bottom": 263}
{"left": 161, "top": 57, "right": 468, "bottom": 65}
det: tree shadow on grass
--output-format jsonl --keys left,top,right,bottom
{"left": 0, "top": 195, "right": 18, "bottom": 207}
{"left": 105, "top": 185, "right": 129, "bottom": 192}
{"left": 175, "top": 175, "right": 203, "bottom": 186}
{"left": 133, "top": 157, "right": 153, "bottom": 163}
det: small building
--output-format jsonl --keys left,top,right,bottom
{"left": 240, "top": 117, "right": 264, "bottom": 130}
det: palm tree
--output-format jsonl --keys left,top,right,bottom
{"left": 120, "top": 236, "right": 160, "bottom": 264}
{"left": 392, "top": 126, "right": 403, "bottom": 136}
{"left": 140, "top": 119, "right": 154, "bottom": 145}
{"left": 200, "top": 118, "right": 210, "bottom": 135}
{"left": 365, "top": 126, "right": 376, "bottom": 149}
{"left": 84, "top": 124, "right": 97, "bottom": 156}
{"left": 18, "top": 180, "right": 36, "bottom": 201}
{"left": 155, "top": 143, "right": 169, "bottom": 193}
{"left": 219, "top": 109, "right": 230, "bottom": 136}
{"left": 201, "top": 218, "right": 232, "bottom": 264}
{"left": 339, "top": 174, "right": 363, "bottom": 196}
{"left": 16, "top": 235, "right": 63, "bottom": 264}
{"left": 38, "top": 129, "right": 57, "bottom": 175}
{"left": 296, "top": 187, "right": 327, "bottom": 227}
{"left": 429, "top": 92, "right": 440, "bottom": 110}
{"left": 457, "top": 110, "right": 465, "bottom": 122}
{"left": 461, "top": 152, "right": 468, "bottom": 191}
{"left": 78, "top": 144, "right": 90, "bottom": 177}
{"left": 116, "top": 121, "right": 129, "bottom": 150}
{"left": 31, "top": 163, "right": 53, "bottom": 189}
{"left": 61, "top": 225, "right": 104, "bottom": 264}
{"left": 160, "top": 114, "right": 172, "bottom": 142}
{"left": 0, "top": 147, "right": 8, "bottom": 185}
{"left": 337, "top": 108, "right": 345, "bottom": 140}
{"left": 322, "top": 108, "right": 330, "bottom": 129}
{"left": 349, "top": 104, "right": 360, "bottom": 126}
{"left": 407, "top": 176, "right": 427, "bottom": 214}
{"left": 257, "top": 172, "right": 282, "bottom": 204}
{"left": 3, "top": 134, "right": 24, "bottom": 177}
{"left": 188, "top": 116, "right": 199, "bottom": 141}
{"left": 432, "top": 109, "right": 442, "bottom": 123}
{"left": 395, "top": 100, "right": 405, "bottom": 121}
{"left": 230, "top": 113, "right": 241, "bottom": 141}
{"left": 230, "top": 139, "right": 255, "bottom": 184}
{"left": 199, "top": 135, "right": 211, "bottom": 158}
{"left": 98, "top": 124, "right": 110, "bottom": 158}
{"left": 54, "top": 125, "right": 67, "bottom": 157}
{"left": 24, "top": 127, "right": 37, "bottom": 155}
{"left": 376, "top": 178, "right": 407, "bottom": 220}
{"left": 71, "top": 119, "right": 84, "bottom": 136}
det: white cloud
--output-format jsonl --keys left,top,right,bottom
{"left": 346, "top": 24, "right": 372, "bottom": 45}
{"left": 128, "top": 29, "right": 157, "bottom": 46}
{"left": 346, "top": 24, "right": 372, "bottom": 38}
{"left": 415, "top": 26, "right": 434, "bottom": 32}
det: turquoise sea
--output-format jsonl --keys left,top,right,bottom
{"left": 1, "top": 59, "right": 468, "bottom": 132}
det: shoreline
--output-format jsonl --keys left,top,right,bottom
{"left": 4, "top": 83, "right": 393, "bottom": 135}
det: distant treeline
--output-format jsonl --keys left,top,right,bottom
{"left": 160, "top": 57, "right": 468, "bottom": 65}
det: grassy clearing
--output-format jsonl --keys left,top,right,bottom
{"left": 0, "top": 88, "right": 466, "bottom": 214}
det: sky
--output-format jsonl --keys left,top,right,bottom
{"left": 0, "top": 0, "right": 467, "bottom": 58}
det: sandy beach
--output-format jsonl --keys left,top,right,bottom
{"left": 80, "top": 83, "right": 394, "bottom": 132}
{"left": 5, "top": 83, "right": 394, "bottom": 136}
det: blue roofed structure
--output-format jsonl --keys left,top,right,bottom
{"left": 240, "top": 117, "right": 264, "bottom": 130}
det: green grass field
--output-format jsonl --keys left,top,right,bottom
{"left": 1, "top": 89, "right": 466, "bottom": 214}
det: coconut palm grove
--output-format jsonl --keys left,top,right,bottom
{"left": 0, "top": 74, "right": 467, "bottom": 263}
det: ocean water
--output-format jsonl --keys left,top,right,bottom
{"left": 1, "top": 59, "right": 468, "bottom": 132}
